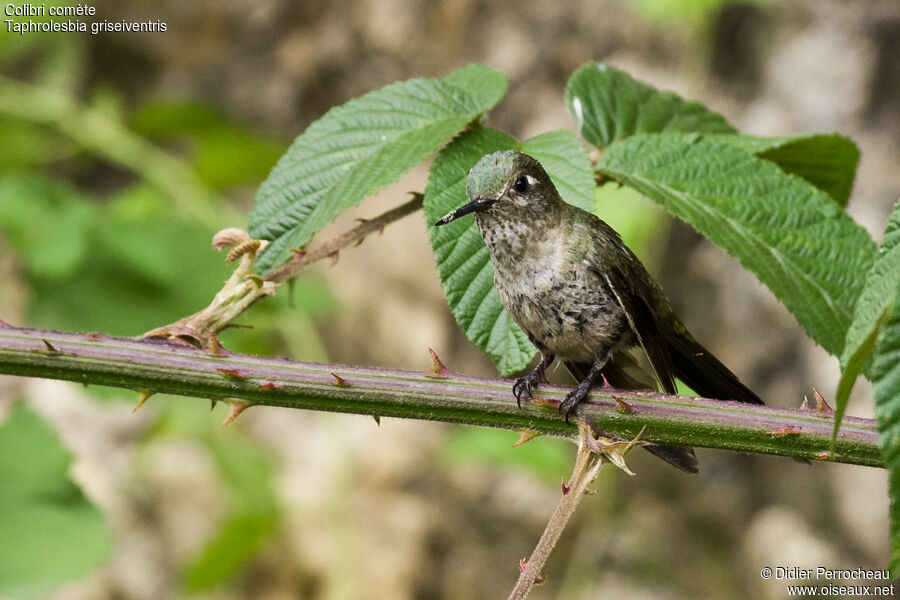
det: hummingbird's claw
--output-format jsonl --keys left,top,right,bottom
{"left": 560, "top": 380, "right": 593, "bottom": 423}
{"left": 512, "top": 372, "right": 542, "bottom": 408}
{"left": 512, "top": 353, "right": 555, "bottom": 408}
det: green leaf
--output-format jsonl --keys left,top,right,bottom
{"left": 0, "top": 404, "right": 112, "bottom": 597}
{"left": 842, "top": 201, "right": 900, "bottom": 363}
{"left": 565, "top": 62, "right": 735, "bottom": 148}
{"left": 707, "top": 134, "right": 860, "bottom": 206}
{"left": 834, "top": 201, "right": 900, "bottom": 445}
{"left": 442, "top": 62, "right": 510, "bottom": 111}
{"left": 598, "top": 133, "right": 876, "bottom": 356}
{"left": 424, "top": 127, "right": 535, "bottom": 375}
{"left": 424, "top": 127, "right": 595, "bottom": 375}
{"left": 873, "top": 293, "right": 900, "bottom": 576}
{"left": 520, "top": 130, "right": 594, "bottom": 212}
{"left": 249, "top": 64, "right": 508, "bottom": 273}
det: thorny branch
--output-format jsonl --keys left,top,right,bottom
{"left": 509, "top": 422, "right": 645, "bottom": 599}
{"left": 1, "top": 189, "right": 886, "bottom": 596}
{"left": 143, "top": 193, "right": 424, "bottom": 347}
{"left": 0, "top": 324, "right": 883, "bottom": 468}
{"left": 267, "top": 193, "right": 424, "bottom": 283}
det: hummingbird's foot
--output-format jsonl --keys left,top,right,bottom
{"left": 512, "top": 375, "right": 541, "bottom": 408}
{"left": 559, "top": 381, "right": 592, "bottom": 422}
{"left": 560, "top": 358, "right": 607, "bottom": 422}
{"left": 512, "top": 353, "right": 555, "bottom": 408}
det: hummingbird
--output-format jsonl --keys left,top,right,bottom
{"left": 435, "top": 150, "right": 763, "bottom": 472}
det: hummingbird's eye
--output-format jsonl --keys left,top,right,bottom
{"left": 513, "top": 176, "right": 530, "bottom": 194}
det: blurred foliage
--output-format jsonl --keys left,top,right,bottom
{"left": 0, "top": 20, "right": 335, "bottom": 595}
{"left": 442, "top": 428, "right": 573, "bottom": 484}
{"left": 0, "top": 174, "right": 233, "bottom": 334}
{"left": 627, "top": 0, "right": 766, "bottom": 26}
{"left": 131, "top": 101, "right": 285, "bottom": 190}
{"left": 0, "top": 404, "right": 112, "bottom": 597}
{"left": 147, "top": 401, "right": 281, "bottom": 591}
{"left": 2, "top": 4, "right": 888, "bottom": 596}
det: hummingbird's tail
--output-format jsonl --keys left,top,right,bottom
{"left": 564, "top": 357, "right": 700, "bottom": 474}
{"left": 563, "top": 321, "right": 762, "bottom": 473}
{"left": 665, "top": 325, "right": 763, "bottom": 406}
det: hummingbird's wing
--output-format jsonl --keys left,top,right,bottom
{"left": 596, "top": 246, "right": 763, "bottom": 406}
{"left": 596, "top": 263, "right": 678, "bottom": 395}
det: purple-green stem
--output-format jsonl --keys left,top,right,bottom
{"left": 0, "top": 324, "right": 883, "bottom": 468}
{"left": 510, "top": 422, "right": 618, "bottom": 599}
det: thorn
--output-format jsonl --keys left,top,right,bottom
{"left": 530, "top": 397, "right": 560, "bottom": 411}
{"left": 561, "top": 477, "right": 571, "bottom": 495}
{"left": 578, "top": 419, "right": 644, "bottom": 476}
{"left": 518, "top": 559, "right": 547, "bottom": 584}
{"left": 355, "top": 216, "right": 384, "bottom": 235}
{"left": 373, "top": 415, "right": 381, "bottom": 426}
{"left": 217, "top": 367, "right": 250, "bottom": 380}
{"left": 513, "top": 430, "right": 541, "bottom": 447}
{"left": 599, "top": 374, "right": 613, "bottom": 390}
{"left": 222, "top": 400, "right": 250, "bottom": 426}
{"left": 210, "top": 398, "right": 219, "bottom": 411}
{"left": 353, "top": 236, "right": 366, "bottom": 247}
{"left": 801, "top": 395, "right": 810, "bottom": 410}
{"left": 0, "top": 319, "right": 10, "bottom": 328}
{"left": 769, "top": 425, "right": 802, "bottom": 437}
{"left": 813, "top": 388, "right": 834, "bottom": 415}
{"left": 207, "top": 333, "right": 227, "bottom": 356}
{"left": 289, "top": 248, "right": 307, "bottom": 259}
{"left": 423, "top": 347, "right": 452, "bottom": 378}
{"left": 328, "top": 250, "right": 339, "bottom": 267}
{"left": 259, "top": 381, "right": 282, "bottom": 390}
{"left": 174, "top": 333, "right": 204, "bottom": 348}
{"left": 331, "top": 372, "right": 350, "bottom": 387}
{"left": 814, "top": 451, "right": 833, "bottom": 461}
{"left": 41, "top": 338, "right": 60, "bottom": 353}
{"left": 614, "top": 397, "right": 635, "bottom": 414}
{"left": 133, "top": 390, "right": 154, "bottom": 413}
{"left": 226, "top": 239, "right": 262, "bottom": 263}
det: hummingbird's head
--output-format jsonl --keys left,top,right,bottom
{"left": 434, "top": 151, "right": 554, "bottom": 226}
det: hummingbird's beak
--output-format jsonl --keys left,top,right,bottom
{"left": 434, "top": 197, "right": 496, "bottom": 226}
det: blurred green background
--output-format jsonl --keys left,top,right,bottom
{"left": 0, "top": 0, "right": 898, "bottom": 598}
